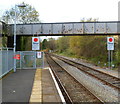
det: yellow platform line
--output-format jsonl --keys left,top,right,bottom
{"left": 29, "top": 69, "right": 42, "bottom": 103}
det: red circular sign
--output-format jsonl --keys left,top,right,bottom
{"left": 34, "top": 38, "right": 38, "bottom": 42}
{"left": 109, "top": 38, "right": 113, "bottom": 42}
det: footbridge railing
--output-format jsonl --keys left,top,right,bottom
{"left": 8, "top": 21, "right": 120, "bottom": 36}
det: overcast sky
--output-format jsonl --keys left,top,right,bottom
{"left": 0, "top": 0, "right": 119, "bottom": 23}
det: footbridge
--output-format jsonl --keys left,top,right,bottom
{"left": 7, "top": 21, "right": 120, "bottom": 36}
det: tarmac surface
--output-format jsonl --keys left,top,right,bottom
{"left": 2, "top": 56, "right": 63, "bottom": 103}
{"left": 2, "top": 69, "right": 36, "bottom": 103}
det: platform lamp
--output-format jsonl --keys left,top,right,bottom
{"left": 14, "top": 4, "right": 26, "bottom": 72}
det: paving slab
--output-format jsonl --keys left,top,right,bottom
{"left": 29, "top": 69, "right": 42, "bottom": 103}
{"left": 42, "top": 68, "right": 62, "bottom": 103}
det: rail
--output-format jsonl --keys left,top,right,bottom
{"left": 51, "top": 53, "right": 120, "bottom": 91}
{"left": 46, "top": 53, "right": 104, "bottom": 103}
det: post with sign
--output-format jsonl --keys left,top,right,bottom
{"left": 36, "top": 51, "right": 44, "bottom": 68}
{"left": 107, "top": 37, "right": 114, "bottom": 69}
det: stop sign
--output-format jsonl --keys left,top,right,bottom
{"left": 107, "top": 37, "right": 114, "bottom": 43}
{"left": 32, "top": 37, "right": 39, "bottom": 43}
{"left": 109, "top": 38, "right": 113, "bottom": 42}
{"left": 34, "top": 38, "right": 38, "bottom": 42}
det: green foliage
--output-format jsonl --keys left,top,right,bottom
{"left": 46, "top": 36, "right": 119, "bottom": 68}
{"left": 47, "top": 38, "right": 56, "bottom": 51}
{"left": 69, "top": 36, "right": 108, "bottom": 62}
{"left": 57, "top": 36, "right": 70, "bottom": 53}
{"left": 2, "top": 36, "right": 7, "bottom": 47}
{"left": 2, "top": 2, "right": 40, "bottom": 50}
{"left": 80, "top": 18, "right": 99, "bottom": 22}
{"left": 42, "top": 39, "right": 48, "bottom": 50}
{"left": 2, "top": 2, "right": 40, "bottom": 24}
{"left": 1, "top": 22, "right": 8, "bottom": 47}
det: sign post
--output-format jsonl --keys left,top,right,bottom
{"left": 107, "top": 37, "right": 114, "bottom": 69}
{"left": 32, "top": 37, "right": 40, "bottom": 50}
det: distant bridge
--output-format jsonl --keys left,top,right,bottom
{"left": 1, "top": 21, "right": 120, "bottom": 36}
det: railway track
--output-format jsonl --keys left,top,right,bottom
{"left": 50, "top": 53, "right": 120, "bottom": 91}
{"left": 45, "top": 53, "right": 104, "bottom": 103}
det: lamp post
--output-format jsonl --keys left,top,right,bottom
{"left": 14, "top": 4, "right": 26, "bottom": 72}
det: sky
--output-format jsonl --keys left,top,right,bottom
{"left": 0, "top": 0, "right": 120, "bottom": 23}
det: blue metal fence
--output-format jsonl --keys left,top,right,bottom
{"left": 0, "top": 47, "right": 14, "bottom": 78}
{"left": 0, "top": 49, "right": 44, "bottom": 78}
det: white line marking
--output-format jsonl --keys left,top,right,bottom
{"left": 49, "top": 67, "right": 66, "bottom": 104}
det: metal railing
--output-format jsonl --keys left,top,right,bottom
{"left": 0, "top": 47, "right": 14, "bottom": 78}
{"left": 0, "top": 49, "right": 44, "bottom": 78}
{"left": 9, "top": 21, "right": 120, "bottom": 36}
{"left": 16, "top": 51, "right": 44, "bottom": 69}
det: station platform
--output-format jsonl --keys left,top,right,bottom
{"left": 2, "top": 68, "right": 62, "bottom": 103}
{"left": 2, "top": 69, "right": 36, "bottom": 103}
{"left": 42, "top": 68, "right": 62, "bottom": 103}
